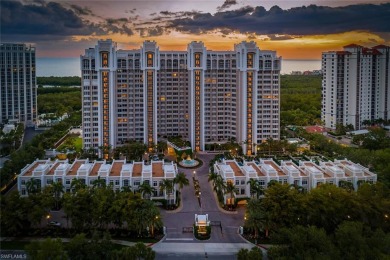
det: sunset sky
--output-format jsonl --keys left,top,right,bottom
{"left": 1, "top": 0, "right": 390, "bottom": 59}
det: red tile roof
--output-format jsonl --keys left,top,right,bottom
{"left": 372, "top": 45, "right": 389, "bottom": 49}
{"left": 305, "top": 125, "right": 326, "bottom": 133}
{"left": 344, "top": 44, "right": 362, "bottom": 48}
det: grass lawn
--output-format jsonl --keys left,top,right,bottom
{"left": 0, "top": 241, "right": 31, "bottom": 250}
{"left": 57, "top": 136, "right": 82, "bottom": 152}
{"left": 73, "top": 137, "right": 82, "bottom": 151}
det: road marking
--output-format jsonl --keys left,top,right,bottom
{"left": 165, "top": 238, "right": 194, "bottom": 241}
{"left": 166, "top": 227, "right": 177, "bottom": 229}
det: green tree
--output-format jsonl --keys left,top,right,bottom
{"left": 138, "top": 181, "right": 156, "bottom": 199}
{"left": 0, "top": 192, "right": 32, "bottom": 235}
{"left": 159, "top": 179, "right": 174, "bottom": 206}
{"left": 245, "top": 198, "right": 271, "bottom": 238}
{"left": 225, "top": 181, "right": 236, "bottom": 206}
{"left": 26, "top": 238, "right": 67, "bottom": 260}
{"left": 174, "top": 172, "right": 189, "bottom": 193}
{"left": 70, "top": 178, "right": 86, "bottom": 193}
{"left": 26, "top": 178, "right": 40, "bottom": 194}
{"left": 271, "top": 225, "right": 339, "bottom": 259}
{"left": 51, "top": 181, "right": 64, "bottom": 210}
{"left": 114, "top": 242, "right": 155, "bottom": 260}
{"left": 247, "top": 179, "right": 264, "bottom": 199}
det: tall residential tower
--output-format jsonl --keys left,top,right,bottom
{"left": 322, "top": 44, "right": 390, "bottom": 130}
{"left": 81, "top": 40, "right": 281, "bottom": 156}
{"left": 0, "top": 43, "right": 37, "bottom": 125}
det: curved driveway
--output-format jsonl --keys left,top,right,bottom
{"left": 159, "top": 153, "right": 246, "bottom": 243}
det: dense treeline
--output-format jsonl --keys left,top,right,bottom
{"left": 0, "top": 112, "right": 81, "bottom": 187}
{"left": 26, "top": 236, "right": 155, "bottom": 260}
{"left": 244, "top": 183, "right": 390, "bottom": 259}
{"left": 280, "top": 75, "right": 321, "bottom": 126}
{"left": 38, "top": 86, "right": 80, "bottom": 95}
{"left": 1, "top": 185, "right": 162, "bottom": 238}
{"left": 37, "top": 76, "right": 81, "bottom": 86}
{"left": 0, "top": 123, "right": 24, "bottom": 156}
{"left": 38, "top": 91, "right": 81, "bottom": 114}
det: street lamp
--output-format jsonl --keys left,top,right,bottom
{"left": 193, "top": 170, "right": 196, "bottom": 178}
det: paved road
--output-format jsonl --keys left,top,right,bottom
{"left": 159, "top": 153, "right": 246, "bottom": 244}
{"left": 23, "top": 127, "right": 45, "bottom": 145}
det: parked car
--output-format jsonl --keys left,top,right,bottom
{"left": 48, "top": 221, "right": 61, "bottom": 227}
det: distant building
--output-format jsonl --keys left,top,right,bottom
{"left": 81, "top": 40, "right": 281, "bottom": 157}
{"left": 17, "top": 158, "right": 178, "bottom": 203}
{"left": 213, "top": 158, "right": 376, "bottom": 202}
{"left": 291, "top": 71, "right": 302, "bottom": 75}
{"left": 304, "top": 125, "right": 326, "bottom": 134}
{"left": 322, "top": 44, "right": 390, "bottom": 130}
{"left": 0, "top": 43, "right": 37, "bottom": 126}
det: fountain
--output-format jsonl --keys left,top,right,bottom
{"left": 179, "top": 154, "right": 199, "bottom": 168}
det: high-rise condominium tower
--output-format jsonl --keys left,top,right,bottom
{"left": 81, "top": 40, "right": 281, "bottom": 156}
{"left": 322, "top": 44, "right": 390, "bottom": 130}
{"left": 0, "top": 43, "right": 37, "bottom": 125}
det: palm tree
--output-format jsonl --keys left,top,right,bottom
{"left": 339, "top": 180, "right": 354, "bottom": 192}
{"left": 247, "top": 179, "right": 258, "bottom": 198}
{"left": 245, "top": 198, "right": 271, "bottom": 239}
{"left": 138, "top": 182, "right": 155, "bottom": 199}
{"left": 174, "top": 172, "right": 189, "bottom": 194}
{"left": 92, "top": 176, "right": 106, "bottom": 189}
{"left": 26, "top": 178, "right": 40, "bottom": 194}
{"left": 121, "top": 186, "right": 132, "bottom": 193}
{"left": 214, "top": 175, "right": 226, "bottom": 196}
{"left": 225, "top": 181, "right": 236, "bottom": 207}
{"left": 157, "top": 141, "right": 167, "bottom": 154}
{"left": 159, "top": 179, "right": 174, "bottom": 207}
{"left": 70, "top": 178, "right": 86, "bottom": 192}
{"left": 247, "top": 179, "right": 264, "bottom": 199}
{"left": 51, "top": 181, "right": 64, "bottom": 210}
{"left": 208, "top": 172, "right": 218, "bottom": 187}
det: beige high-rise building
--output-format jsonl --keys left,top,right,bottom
{"left": 322, "top": 44, "right": 390, "bottom": 130}
{"left": 81, "top": 40, "right": 281, "bottom": 156}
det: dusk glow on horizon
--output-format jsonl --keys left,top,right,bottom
{"left": 1, "top": 0, "right": 390, "bottom": 59}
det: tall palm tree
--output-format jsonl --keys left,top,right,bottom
{"left": 92, "top": 176, "right": 106, "bottom": 189}
{"left": 245, "top": 198, "right": 271, "bottom": 238}
{"left": 70, "top": 178, "right": 86, "bottom": 192}
{"left": 208, "top": 172, "right": 218, "bottom": 187}
{"left": 225, "top": 181, "right": 236, "bottom": 206}
{"left": 51, "top": 181, "right": 64, "bottom": 210}
{"left": 138, "top": 181, "right": 155, "bottom": 199}
{"left": 214, "top": 175, "right": 226, "bottom": 196}
{"left": 339, "top": 180, "right": 354, "bottom": 192}
{"left": 26, "top": 178, "right": 40, "bottom": 194}
{"left": 159, "top": 179, "right": 174, "bottom": 206}
{"left": 247, "top": 179, "right": 259, "bottom": 198}
{"left": 174, "top": 172, "right": 189, "bottom": 193}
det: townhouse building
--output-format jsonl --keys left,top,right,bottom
{"left": 18, "top": 158, "right": 178, "bottom": 203}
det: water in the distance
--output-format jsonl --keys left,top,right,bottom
{"left": 36, "top": 58, "right": 321, "bottom": 76}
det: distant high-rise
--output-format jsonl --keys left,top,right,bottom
{"left": 81, "top": 40, "right": 281, "bottom": 156}
{"left": 0, "top": 43, "right": 37, "bottom": 126}
{"left": 322, "top": 44, "right": 390, "bottom": 130}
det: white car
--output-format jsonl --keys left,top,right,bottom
{"left": 48, "top": 221, "right": 61, "bottom": 227}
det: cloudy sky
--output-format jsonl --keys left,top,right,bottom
{"left": 1, "top": 0, "right": 390, "bottom": 59}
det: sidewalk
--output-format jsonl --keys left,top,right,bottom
{"left": 152, "top": 242, "right": 254, "bottom": 253}
{"left": 0, "top": 237, "right": 153, "bottom": 247}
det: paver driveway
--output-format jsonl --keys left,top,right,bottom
{"left": 160, "top": 153, "right": 246, "bottom": 243}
